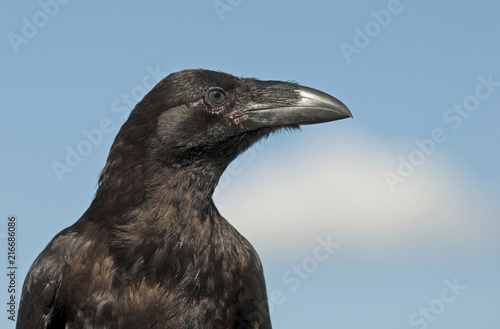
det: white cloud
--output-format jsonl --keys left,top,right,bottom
{"left": 214, "top": 129, "right": 496, "bottom": 257}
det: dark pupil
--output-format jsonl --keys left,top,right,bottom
{"left": 209, "top": 89, "right": 225, "bottom": 104}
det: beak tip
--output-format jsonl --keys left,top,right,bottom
{"left": 297, "top": 86, "right": 352, "bottom": 123}
{"left": 346, "top": 108, "right": 354, "bottom": 119}
{"left": 338, "top": 103, "right": 353, "bottom": 120}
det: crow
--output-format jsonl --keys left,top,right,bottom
{"left": 17, "top": 69, "right": 351, "bottom": 329}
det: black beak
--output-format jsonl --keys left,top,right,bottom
{"left": 242, "top": 83, "right": 352, "bottom": 130}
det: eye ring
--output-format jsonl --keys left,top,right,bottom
{"left": 207, "top": 88, "right": 227, "bottom": 106}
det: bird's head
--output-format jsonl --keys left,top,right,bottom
{"left": 126, "top": 70, "right": 350, "bottom": 167}
{"left": 100, "top": 69, "right": 351, "bottom": 195}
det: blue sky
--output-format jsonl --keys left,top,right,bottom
{"left": 1, "top": 0, "right": 499, "bottom": 328}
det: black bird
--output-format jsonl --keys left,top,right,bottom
{"left": 17, "top": 69, "right": 351, "bottom": 329}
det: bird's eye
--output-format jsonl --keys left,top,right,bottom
{"left": 207, "top": 88, "right": 226, "bottom": 105}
